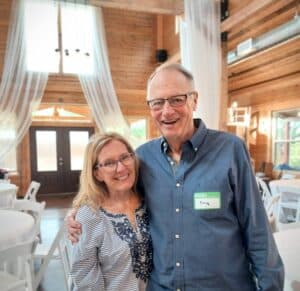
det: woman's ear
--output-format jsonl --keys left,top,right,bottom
{"left": 94, "top": 169, "right": 103, "bottom": 182}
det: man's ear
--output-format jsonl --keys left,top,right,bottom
{"left": 192, "top": 91, "right": 198, "bottom": 111}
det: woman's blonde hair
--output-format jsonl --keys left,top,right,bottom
{"left": 72, "top": 132, "right": 139, "bottom": 210}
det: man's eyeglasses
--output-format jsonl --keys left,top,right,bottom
{"left": 147, "top": 92, "right": 194, "bottom": 111}
{"left": 94, "top": 152, "right": 135, "bottom": 173}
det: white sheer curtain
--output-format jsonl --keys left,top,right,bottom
{"left": 0, "top": 0, "right": 49, "bottom": 168}
{"left": 0, "top": 0, "right": 143, "bottom": 170}
{"left": 61, "top": 2, "right": 142, "bottom": 146}
{"left": 69, "top": 4, "right": 130, "bottom": 134}
{"left": 180, "top": 0, "right": 221, "bottom": 130}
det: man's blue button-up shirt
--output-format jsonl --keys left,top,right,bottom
{"left": 136, "top": 120, "right": 284, "bottom": 291}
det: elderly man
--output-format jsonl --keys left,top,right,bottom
{"left": 68, "top": 63, "right": 284, "bottom": 291}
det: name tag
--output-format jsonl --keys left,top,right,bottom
{"left": 194, "top": 192, "right": 221, "bottom": 210}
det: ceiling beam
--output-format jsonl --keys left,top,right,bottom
{"left": 221, "top": 0, "right": 276, "bottom": 32}
{"left": 88, "top": 0, "right": 184, "bottom": 15}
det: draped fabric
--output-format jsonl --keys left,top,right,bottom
{"left": 0, "top": 0, "right": 48, "bottom": 168}
{"left": 180, "top": 0, "right": 221, "bottom": 130}
{"left": 0, "top": 0, "right": 141, "bottom": 168}
{"left": 77, "top": 6, "right": 131, "bottom": 136}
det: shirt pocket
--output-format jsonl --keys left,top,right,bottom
{"left": 195, "top": 207, "right": 226, "bottom": 220}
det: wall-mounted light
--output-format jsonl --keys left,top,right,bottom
{"left": 227, "top": 102, "right": 251, "bottom": 127}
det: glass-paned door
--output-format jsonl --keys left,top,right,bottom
{"left": 30, "top": 126, "right": 94, "bottom": 195}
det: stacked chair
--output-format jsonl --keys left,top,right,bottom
{"left": 0, "top": 239, "right": 36, "bottom": 291}
{"left": 256, "top": 177, "right": 280, "bottom": 232}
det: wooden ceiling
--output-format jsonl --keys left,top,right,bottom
{"left": 1, "top": 0, "right": 299, "bottom": 112}
{"left": 224, "top": 0, "right": 300, "bottom": 107}
{"left": 224, "top": 0, "right": 299, "bottom": 51}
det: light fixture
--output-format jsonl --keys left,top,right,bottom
{"left": 227, "top": 102, "right": 251, "bottom": 127}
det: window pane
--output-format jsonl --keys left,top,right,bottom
{"left": 272, "top": 109, "right": 300, "bottom": 171}
{"left": 275, "top": 118, "right": 286, "bottom": 140}
{"left": 130, "top": 119, "right": 147, "bottom": 140}
{"left": 289, "top": 141, "right": 300, "bottom": 168}
{"left": 290, "top": 120, "right": 300, "bottom": 139}
{"left": 69, "top": 131, "right": 89, "bottom": 170}
{"left": 24, "top": 1, "right": 59, "bottom": 72}
{"left": 61, "top": 4, "right": 94, "bottom": 74}
{"left": 273, "top": 142, "right": 288, "bottom": 166}
{"left": 36, "top": 131, "right": 57, "bottom": 171}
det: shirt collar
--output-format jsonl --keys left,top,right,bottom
{"left": 160, "top": 119, "right": 208, "bottom": 153}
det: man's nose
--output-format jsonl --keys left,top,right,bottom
{"left": 161, "top": 100, "right": 175, "bottom": 112}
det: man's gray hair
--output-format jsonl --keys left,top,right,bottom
{"left": 146, "top": 63, "right": 195, "bottom": 99}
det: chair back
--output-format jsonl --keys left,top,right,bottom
{"left": 14, "top": 200, "right": 46, "bottom": 238}
{"left": 256, "top": 177, "right": 273, "bottom": 215}
{"left": 0, "top": 240, "right": 35, "bottom": 291}
{"left": 277, "top": 189, "right": 300, "bottom": 224}
{"left": 34, "top": 222, "right": 72, "bottom": 290}
{"left": 24, "top": 181, "right": 41, "bottom": 201}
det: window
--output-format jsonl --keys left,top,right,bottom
{"left": 272, "top": 109, "right": 300, "bottom": 171}
{"left": 24, "top": 1, "right": 94, "bottom": 74}
{"left": 128, "top": 118, "right": 147, "bottom": 141}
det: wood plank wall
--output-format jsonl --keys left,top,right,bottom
{"left": 0, "top": 1, "right": 173, "bottom": 193}
{"left": 2, "top": 0, "right": 299, "bottom": 192}
{"left": 226, "top": 0, "right": 300, "bottom": 172}
{"left": 0, "top": 0, "right": 10, "bottom": 75}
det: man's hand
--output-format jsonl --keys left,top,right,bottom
{"left": 65, "top": 208, "right": 81, "bottom": 243}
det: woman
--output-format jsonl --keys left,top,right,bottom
{"left": 70, "top": 133, "right": 152, "bottom": 291}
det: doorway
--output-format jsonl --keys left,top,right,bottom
{"left": 30, "top": 126, "right": 94, "bottom": 195}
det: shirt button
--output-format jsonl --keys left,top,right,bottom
{"left": 176, "top": 289, "right": 181, "bottom": 291}
{"left": 175, "top": 208, "right": 180, "bottom": 212}
{"left": 176, "top": 262, "right": 180, "bottom": 267}
{"left": 175, "top": 234, "right": 180, "bottom": 239}
{"left": 176, "top": 183, "right": 181, "bottom": 187}
{"left": 194, "top": 147, "right": 198, "bottom": 151}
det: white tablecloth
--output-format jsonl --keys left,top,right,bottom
{"left": 0, "top": 183, "right": 17, "bottom": 209}
{"left": 0, "top": 209, "right": 35, "bottom": 250}
{"left": 274, "top": 227, "right": 300, "bottom": 290}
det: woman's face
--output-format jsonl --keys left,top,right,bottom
{"left": 93, "top": 139, "right": 136, "bottom": 196}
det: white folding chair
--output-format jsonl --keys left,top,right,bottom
{"left": 256, "top": 177, "right": 273, "bottom": 214}
{"left": 13, "top": 200, "right": 46, "bottom": 243}
{"left": 277, "top": 191, "right": 300, "bottom": 224}
{"left": 0, "top": 240, "right": 35, "bottom": 291}
{"left": 24, "top": 181, "right": 41, "bottom": 201}
{"left": 256, "top": 177, "right": 280, "bottom": 232}
{"left": 33, "top": 222, "right": 72, "bottom": 291}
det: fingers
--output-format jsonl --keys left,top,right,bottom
{"left": 68, "top": 233, "right": 79, "bottom": 244}
{"left": 65, "top": 208, "right": 82, "bottom": 231}
{"left": 65, "top": 208, "right": 82, "bottom": 244}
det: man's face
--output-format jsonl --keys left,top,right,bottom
{"left": 147, "top": 69, "right": 198, "bottom": 143}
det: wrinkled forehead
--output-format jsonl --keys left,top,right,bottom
{"left": 147, "top": 68, "right": 193, "bottom": 99}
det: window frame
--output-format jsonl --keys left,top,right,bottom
{"left": 272, "top": 108, "right": 300, "bottom": 172}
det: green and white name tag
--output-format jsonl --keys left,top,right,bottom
{"left": 194, "top": 192, "right": 221, "bottom": 210}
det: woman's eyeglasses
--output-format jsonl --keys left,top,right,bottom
{"left": 94, "top": 152, "right": 135, "bottom": 173}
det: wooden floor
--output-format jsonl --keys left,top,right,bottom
{"left": 36, "top": 194, "right": 74, "bottom": 291}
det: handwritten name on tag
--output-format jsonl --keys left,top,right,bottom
{"left": 193, "top": 192, "right": 221, "bottom": 210}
